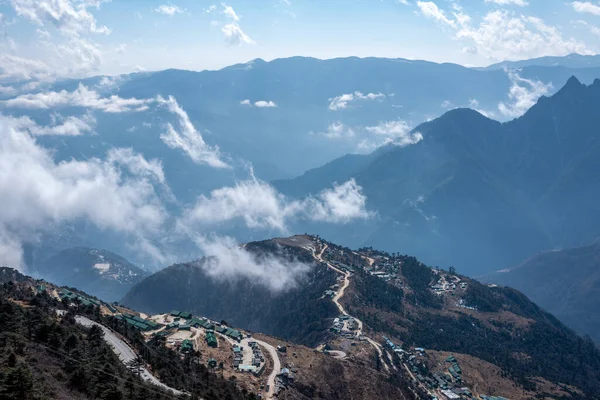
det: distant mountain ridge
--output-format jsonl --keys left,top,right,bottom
{"left": 35, "top": 247, "right": 148, "bottom": 301}
{"left": 485, "top": 53, "right": 600, "bottom": 70}
{"left": 482, "top": 241, "right": 600, "bottom": 343}
{"left": 6, "top": 55, "right": 600, "bottom": 269}
{"left": 275, "top": 77, "right": 600, "bottom": 276}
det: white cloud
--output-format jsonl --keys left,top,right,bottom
{"left": 240, "top": 99, "right": 278, "bottom": 108}
{"left": 4, "top": 0, "right": 112, "bottom": 81}
{"left": 2, "top": 83, "right": 153, "bottom": 112}
{"left": 0, "top": 114, "right": 167, "bottom": 269}
{"left": 417, "top": 1, "right": 456, "bottom": 28}
{"left": 221, "top": 4, "right": 254, "bottom": 45}
{"left": 360, "top": 120, "right": 423, "bottom": 151}
{"left": 582, "top": 20, "right": 600, "bottom": 37}
{"left": 0, "top": 84, "right": 18, "bottom": 96}
{"left": 321, "top": 122, "right": 355, "bottom": 139}
{"left": 0, "top": 54, "right": 53, "bottom": 83}
{"left": 254, "top": 100, "right": 278, "bottom": 108}
{"left": 497, "top": 69, "right": 552, "bottom": 118}
{"left": 417, "top": 3, "right": 590, "bottom": 62}
{"left": 154, "top": 5, "right": 184, "bottom": 16}
{"left": 115, "top": 43, "right": 127, "bottom": 54}
{"left": 484, "top": 0, "right": 528, "bottom": 6}
{"left": 156, "top": 95, "right": 230, "bottom": 169}
{"left": 6, "top": 113, "right": 96, "bottom": 136}
{"left": 572, "top": 1, "right": 600, "bottom": 16}
{"left": 222, "top": 4, "right": 240, "bottom": 21}
{"left": 328, "top": 91, "right": 386, "bottom": 111}
{"left": 181, "top": 177, "right": 371, "bottom": 232}
{"left": 106, "top": 148, "right": 166, "bottom": 185}
{"left": 192, "top": 235, "right": 312, "bottom": 292}
{"left": 456, "top": 10, "right": 590, "bottom": 61}
{"left": 11, "top": 0, "right": 111, "bottom": 36}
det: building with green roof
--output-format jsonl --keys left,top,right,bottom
{"left": 206, "top": 331, "right": 218, "bottom": 348}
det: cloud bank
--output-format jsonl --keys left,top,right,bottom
{"left": 193, "top": 235, "right": 312, "bottom": 291}
{"left": 2, "top": 83, "right": 153, "bottom": 112}
{"left": 0, "top": 113, "right": 167, "bottom": 269}
{"left": 180, "top": 177, "right": 372, "bottom": 233}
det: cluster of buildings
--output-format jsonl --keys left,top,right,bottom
{"left": 59, "top": 289, "right": 103, "bottom": 308}
{"left": 233, "top": 341, "right": 266, "bottom": 376}
{"left": 431, "top": 275, "right": 467, "bottom": 294}
{"left": 330, "top": 315, "right": 358, "bottom": 336}
{"left": 114, "top": 313, "right": 161, "bottom": 332}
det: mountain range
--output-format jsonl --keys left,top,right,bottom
{"left": 276, "top": 76, "right": 600, "bottom": 276}
{"left": 4, "top": 55, "right": 600, "bottom": 270}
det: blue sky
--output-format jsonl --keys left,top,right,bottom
{"left": 0, "top": 0, "right": 599, "bottom": 80}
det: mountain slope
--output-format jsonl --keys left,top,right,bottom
{"left": 122, "top": 234, "right": 600, "bottom": 398}
{"left": 275, "top": 77, "right": 600, "bottom": 276}
{"left": 482, "top": 242, "right": 600, "bottom": 343}
{"left": 35, "top": 248, "right": 148, "bottom": 302}
{"left": 122, "top": 237, "right": 338, "bottom": 347}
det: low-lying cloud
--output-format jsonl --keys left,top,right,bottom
{"left": 193, "top": 235, "right": 312, "bottom": 292}
{"left": 5, "top": 113, "right": 96, "bottom": 136}
{"left": 1, "top": 83, "right": 153, "bottom": 113}
{"left": 180, "top": 176, "right": 372, "bottom": 232}
{"left": 0, "top": 113, "right": 168, "bottom": 269}
{"left": 361, "top": 120, "right": 423, "bottom": 150}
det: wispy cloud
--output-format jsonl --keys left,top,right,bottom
{"left": 417, "top": 2, "right": 590, "bottom": 61}
{"left": 154, "top": 4, "right": 184, "bottom": 16}
{"left": 5, "top": 113, "right": 96, "bottom": 136}
{"left": 572, "top": 1, "right": 600, "bottom": 16}
{"left": 484, "top": 0, "right": 528, "bottom": 6}
{"left": 156, "top": 95, "right": 230, "bottom": 169}
{"left": 328, "top": 91, "right": 385, "bottom": 111}
{"left": 360, "top": 120, "right": 423, "bottom": 151}
{"left": 1, "top": 83, "right": 153, "bottom": 112}
{"left": 497, "top": 69, "right": 552, "bottom": 118}
{"left": 221, "top": 4, "right": 254, "bottom": 45}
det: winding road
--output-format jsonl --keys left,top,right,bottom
{"left": 314, "top": 244, "right": 389, "bottom": 372}
{"left": 73, "top": 315, "right": 184, "bottom": 396}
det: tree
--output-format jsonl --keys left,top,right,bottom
{"left": 448, "top": 266, "right": 456, "bottom": 275}
{"left": 1, "top": 363, "right": 34, "bottom": 400}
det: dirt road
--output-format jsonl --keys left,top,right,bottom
{"left": 314, "top": 244, "right": 389, "bottom": 372}
{"left": 253, "top": 338, "right": 281, "bottom": 399}
{"left": 74, "top": 315, "right": 184, "bottom": 396}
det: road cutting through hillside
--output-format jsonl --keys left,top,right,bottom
{"left": 314, "top": 244, "right": 389, "bottom": 372}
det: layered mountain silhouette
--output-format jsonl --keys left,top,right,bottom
{"left": 275, "top": 77, "right": 600, "bottom": 276}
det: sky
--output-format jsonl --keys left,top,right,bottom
{"left": 1, "top": 0, "right": 600, "bottom": 82}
